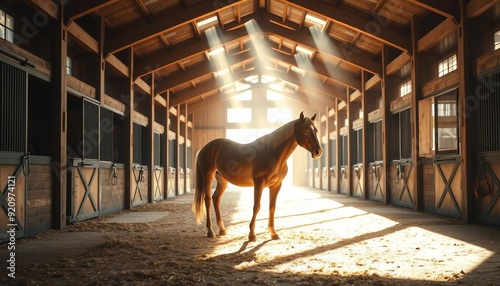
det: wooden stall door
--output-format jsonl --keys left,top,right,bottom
{"left": 68, "top": 161, "right": 100, "bottom": 222}
{"left": 178, "top": 169, "right": 185, "bottom": 196}
{"left": 339, "top": 166, "right": 349, "bottom": 195}
{"left": 0, "top": 161, "right": 26, "bottom": 241}
{"left": 329, "top": 139, "right": 337, "bottom": 193}
{"left": 153, "top": 167, "right": 164, "bottom": 201}
{"left": 168, "top": 167, "right": 176, "bottom": 198}
{"left": 434, "top": 156, "right": 463, "bottom": 218}
{"left": 476, "top": 155, "right": 500, "bottom": 224}
{"left": 132, "top": 164, "right": 148, "bottom": 206}
{"left": 368, "top": 163, "right": 384, "bottom": 201}
{"left": 352, "top": 164, "right": 363, "bottom": 198}
{"left": 185, "top": 168, "right": 192, "bottom": 193}
{"left": 389, "top": 160, "right": 415, "bottom": 208}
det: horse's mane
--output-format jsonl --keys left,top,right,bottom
{"left": 254, "top": 119, "right": 298, "bottom": 151}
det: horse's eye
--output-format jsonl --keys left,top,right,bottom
{"left": 303, "top": 129, "right": 309, "bottom": 134}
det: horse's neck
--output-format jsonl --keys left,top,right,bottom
{"left": 261, "top": 120, "right": 298, "bottom": 162}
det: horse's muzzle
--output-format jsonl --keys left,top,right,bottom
{"left": 311, "top": 148, "right": 323, "bottom": 159}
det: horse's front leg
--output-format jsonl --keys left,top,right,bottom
{"left": 248, "top": 181, "right": 265, "bottom": 242}
{"left": 268, "top": 182, "right": 282, "bottom": 240}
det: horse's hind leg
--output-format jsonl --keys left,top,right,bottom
{"left": 213, "top": 172, "right": 228, "bottom": 236}
{"left": 203, "top": 173, "right": 216, "bottom": 238}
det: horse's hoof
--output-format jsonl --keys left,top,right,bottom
{"left": 207, "top": 230, "right": 216, "bottom": 238}
{"left": 219, "top": 229, "right": 227, "bottom": 236}
{"left": 248, "top": 234, "right": 257, "bottom": 242}
{"left": 271, "top": 234, "right": 280, "bottom": 240}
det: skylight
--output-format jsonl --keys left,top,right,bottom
{"left": 291, "top": 65, "right": 305, "bottom": 76}
{"left": 296, "top": 45, "right": 314, "bottom": 57}
{"left": 197, "top": 15, "right": 218, "bottom": 28}
{"left": 207, "top": 47, "right": 225, "bottom": 57}
{"left": 305, "top": 13, "right": 327, "bottom": 30}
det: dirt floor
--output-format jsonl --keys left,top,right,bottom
{"left": 2, "top": 186, "right": 500, "bottom": 285}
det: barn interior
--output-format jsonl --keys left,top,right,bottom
{"left": 1, "top": 0, "right": 500, "bottom": 283}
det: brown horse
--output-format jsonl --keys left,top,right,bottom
{"left": 192, "top": 111, "right": 322, "bottom": 241}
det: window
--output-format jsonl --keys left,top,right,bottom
{"left": 400, "top": 80, "right": 411, "bottom": 97}
{"left": 340, "top": 134, "right": 348, "bottom": 167}
{"left": 354, "top": 129, "right": 363, "bottom": 164}
{"left": 267, "top": 89, "right": 284, "bottom": 100}
{"left": 438, "top": 54, "right": 457, "bottom": 77}
{"left": 435, "top": 91, "right": 458, "bottom": 153}
{"left": 234, "top": 89, "right": 251, "bottom": 100}
{"left": 267, "top": 107, "right": 291, "bottom": 123}
{"left": 369, "top": 120, "right": 383, "bottom": 162}
{"left": 227, "top": 108, "right": 251, "bottom": 123}
{"left": 389, "top": 109, "right": 412, "bottom": 160}
{"left": 418, "top": 90, "right": 459, "bottom": 156}
{"left": 66, "top": 57, "right": 72, "bottom": 75}
{"left": 495, "top": 30, "right": 500, "bottom": 50}
{"left": 154, "top": 132, "right": 165, "bottom": 167}
{"left": 0, "top": 10, "right": 14, "bottom": 43}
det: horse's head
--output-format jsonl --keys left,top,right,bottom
{"left": 295, "top": 111, "right": 323, "bottom": 159}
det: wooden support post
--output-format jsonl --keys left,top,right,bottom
{"left": 346, "top": 89, "right": 353, "bottom": 196}
{"left": 410, "top": 16, "right": 422, "bottom": 211}
{"left": 183, "top": 103, "right": 189, "bottom": 194}
{"left": 53, "top": 3, "right": 68, "bottom": 229}
{"left": 175, "top": 105, "right": 181, "bottom": 196}
{"left": 148, "top": 74, "right": 155, "bottom": 203}
{"left": 164, "top": 91, "right": 170, "bottom": 199}
{"left": 125, "top": 47, "right": 134, "bottom": 210}
{"left": 98, "top": 15, "right": 105, "bottom": 102}
{"left": 333, "top": 100, "right": 340, "bottom": 193}
{"left": 381, "top": 45, "right": 389, "bottom": 204}
{"left": 361, "top": 72, "right": 368, "bottom": 200}
{"left": 325, "top": 105, "right": 330, "bottom": 191}
{"left": 458, "top": 0, "right": 474, "bottom": 222}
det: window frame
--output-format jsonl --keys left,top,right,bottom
{"left": 0, "top": 9, "right": 14, "bottom": 43}
{"left": 438, "top": 54, "right": 457, "bottom": 78}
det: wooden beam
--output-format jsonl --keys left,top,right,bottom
{"left": 66, "top": 22, "right": 99, "bottom": 53}
{"left": 134, "top": 24, "right": 249, "bottom": 78}
{"left": 154, "top": 51, "right": 255, "bottom": 93}
{"left": 26, "top": 0, "right": 58, "bottom": 19}
{"left": 409, "top": 0, "right": 460, "bottom": 23}
{"left": 105, "top": 0, "right": 243, "bottom": 55}
{"left": 135, "top": 11, "right": 382, "bottom": 78}
{"left": 417, "top": 18, "right": 456, "bottom": 53}
{"left": 188, "top": 87, "right": 328, "bottom": 114}
{"left": 65, "top": 0, "right": 119, "bottom": 23}
{"left": 169, "top": 66, "right": 345, "bottom": 107}
{"left": 286, "top": 0, "right": 412, "bottom": 53}
{"left": 386, "top": 52, "right": 411, "bottom": 76}
{"left": 266, "top": 48, "right": 362, "bottom": 91}
{"left": 467, "top": 0, "right": 500, "bottom": 18}
{"left": 105, "top": 54, "right": 129, "bottom": 76}
{"left": 153, "top": 46, "right": 361, "bottom": 97}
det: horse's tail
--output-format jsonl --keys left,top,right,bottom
{"left": 192, "top": 150, "right": 206, "bottom": 225}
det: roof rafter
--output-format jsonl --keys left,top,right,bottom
{"left": 134, "top": 11, "right": 381, "bottom": 79}
{"left": 169, "top": 65, "right": 345, "bottom": 107}
{"left": 286, "top": 0, "right": 412, "bottom": 53}
{"left": 64, "top": 0, "right": 119, "bottom": 24}
{"left": 104, "top": 0, "right": 244, "bottom": 55}
{"left": 409, "top": 0, "right": 460, "bottom": 23}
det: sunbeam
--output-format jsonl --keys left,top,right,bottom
{"left": 206, "top": 26, "right": 234, "bottom": 87}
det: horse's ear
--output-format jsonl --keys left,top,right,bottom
{"left": 311, "top": 113, "right": 316, "bottom": 121}
{"left": 299, "top": 111, "right": 304, "bottom": 121}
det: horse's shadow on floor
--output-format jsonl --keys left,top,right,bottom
{"left": 204, "top": 239, "right": 272, "bottom": 264}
